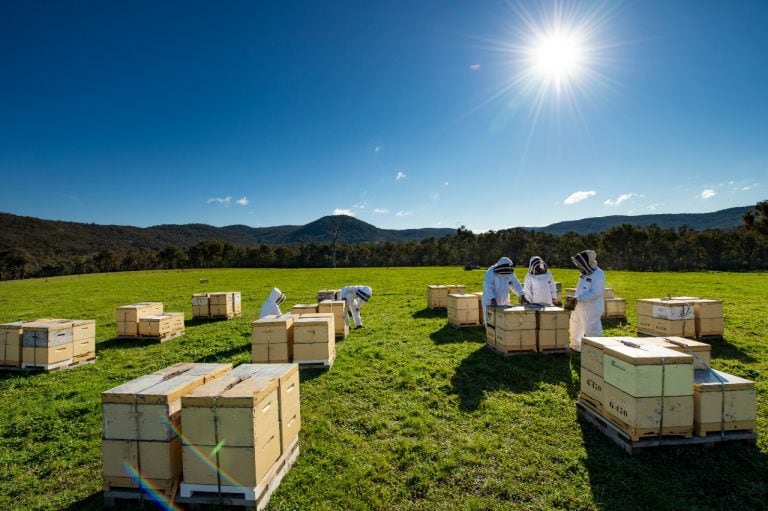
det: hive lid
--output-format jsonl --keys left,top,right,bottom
{"left": 252, "top": 315, "right": 293, "bottom": 327}
{"left": 660, "top": 336, "right": 711, "bottom": 350}
{"left": 294, "top": 314, "right": 333, "bottom": 326}
{"left": 102, "top": 363, "right": 232, "bottom": 404}
{"left": 694, "top": 369, "right": 754, "bottom": 391}
{"left": 182, "top": 372, "right": 277, "bottom": 407}
{"left": 603, "top": 342, "right": 693, "bottom": 365}
{"left": 246, "top": 363, "right": 300, "bottom": 383}
{"left": 21, "top": 319, "right": 74, "bottom": 330}
{"left": 582, "top": 336, "right": 635, "bottom": 350}
{"left": 539, "top": 306, "right": 567, "bottom": 313}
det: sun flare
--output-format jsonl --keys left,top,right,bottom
{"left": 530, "top": 31, "right": 585, "bottom": 83}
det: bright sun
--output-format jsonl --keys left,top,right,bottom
{"left": 530, "top": 31, "right": 585, "bottom": 83}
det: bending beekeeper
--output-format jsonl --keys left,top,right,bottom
{"left": 482, "top": 257, "right": 524, "bottom": 319}
{"left": 340, "top": 285, "right": 372, "bottom": 329}
{"left": 569, "top": 250, "right": 606, "bottom": 350}
{"left": 259, "top": 287, "right": 286, "bottom": 319}
{"left": 523, "top": 256, "right": 557, "bottom": 306}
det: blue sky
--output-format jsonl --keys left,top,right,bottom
{"left": 1, "top": 0, "right": 766, "bottom": 232}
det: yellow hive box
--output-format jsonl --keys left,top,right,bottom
{"left": 495, "top": 306, "right": 537, "bottom": 331}
{"left": 1, "top": 321, "right": 25, "bottom": 367}
{"left": 71, "top": 319, "right": 96, "bottom": 360}
{"left": 537, "top": 306, "right": 569, "bottom": 330}
{"left": 191, "top": 293, "right": 210, "bottom": 318}
{"left": 603, "top": 343, "right": 693, "bottom": 398}
{"left": 485, "top": 325, "right": 496, "bottom": 345}
{"left": 651, "top": 317, "right": 696, "bottom": 337}
{"left": 640, "top": 336, "right": 711, "bottom": 370}
{"left": 138, "top": 313, "right": 185, "bottom": 338}
{"left": 636, "top": 299, "right": 694, "bottom": 320}
{"left": 666, "top": 297, "right": 724, "bottom": 338}
{"left": 447, "top": 294, "right": 480, "bottom": 310}
{"left": 693, "top": 369, "right": 756, "bottom": 436}
{"left": 22, "top": 319, "right": 75, "bottom": 367}
{"left": 291, "top": 303, "right": 319, "bottom": 316}
{"left": 603, "top": 382, "right": 694, "bottom": 437}
{"left": 207, "top": 291, "right": 242, "bottom": 318}
{"left": 244, "top": 364, "right": 301, "bottom": 453}
{"left": 581, "top": 337, "right": 645, "bottom": 377}
{"left": 580, "top": 366, "right": 605, "bottom": 411}
{"left": 537, "top": 328, "right": 569, "bottom": 351}
{"left": 293, "top": 315, "right": 335, "bottom": 362}
{"left": 427, "top": 285, "right": 466, "bottom": 309}
{"left": 447, "top": 294, "right": 482, "bottom": 326}
{"left": 116, "top": 302, "right": 163, "bottom": 337}
{"left": 495, "top": 327, "right": 537, "bottom": 352}
{"left": 252, "top": 315, "right": 294, "bottom": 363}
{"left": 102, "top": 362, "right": 232, "bottom": 489}
{"left": 318, "top": 300, "right": 349, "bottom": 338}
{"left": 603, "top": 298, "right": 626, "bottom": 318}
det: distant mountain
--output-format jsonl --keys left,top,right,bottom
{"left": 0, "top": 213, "right": 456, "bottom": 257}
{"left": 532, "top": 206, "right": 752, "bottom": 235}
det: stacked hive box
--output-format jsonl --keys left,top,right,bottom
{"left": 246, "top": 364, "right": 301, "bottom": 453}
{"left": 291, "top": 304, "right": 319, "bottom": 316}
{"left": 537, "top": 306, "right": 570, "bottom": 351}
{"left": 318, "top": 300, "right": 349, "bottom": 339}
{"left": 490, "top": 306, "right": 537, "bottom": 354}
{"left": 602, "top": 342, "right": 694, "bottom": 439}
{"left": 116, "top": 302, "right": 164, "bottom": 337}
{"left": 292, "top": 314, "right": 335, "bottom": 366}
{"left": 191, "top": 293, "right": 210, "bottom": 319}
{"left": 22, "top": 319, "right": 75, "bottom": 370}
{"left": 1, "top": 321, "right": 25, "bottom": 367}
{"left": 427, "top": 285, "right": 466, "bottom": 309}
{"left": 668, "top": 297, "right": 724, "bottom": 338}
{"left": 317, "top": 289, "right": 340, "bottom": 301}
{"left": 138, "top": 313, "right": 185, "bottom": 340}
{"left": 180, "top": 365, "right": 281, "bottom": 494}
{"left": 252, "top": 315, "right": 294, "bottom": 363}
{"left": 565, "top": 288, "right": 625, "bottom": 318}
{"left": 209, "top": 292, "right": 242, "bottom": 319}
{"left": 636, "top": 299, "right": 696, "bottom": 338}
{"left": 447, "top": 293, "right": 482, "bottom": 327}
{"left": 71, "top": 319, "right": 96, "bottom": 364}
{"left": 640, "top": 336, "right": 711, "bottom": 370}
{"left": 102, "top": 363, "right": 231, "bottom": 493}
{"left": 693, "top": 369, "right": 756, "bottom": 436}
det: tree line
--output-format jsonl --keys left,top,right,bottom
{"left": 1, "top": 202, "right": 767, "bottom": 281}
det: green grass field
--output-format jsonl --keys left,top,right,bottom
{"left": 0, "top": 267, "right": 766, "bottom": 510}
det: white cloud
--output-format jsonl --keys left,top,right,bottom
{"left": 207, "top": 196, "right": 232, "bottom": 206}
{"left": 564, "top": 190, "right": 596, "bottom": 205}
{"left": 435, "top": 221, "right": 443, "bottom": 226}
{"left": 430, "top": 192, "right": 440, "bottom": 201}
{"left": 396, "top": 210, "right": 413, "bottom": 217}
{"left": 373, "top": 145, "right": 382, "bottom": 154}
{"left": 374, "top": 208, "right": 389, "bottom": 214}
{"left": 396, "top": 171, "right": 406, "bottom": 181}
{"left": 332, "top": 208, "right": 355, "bottom": 216}
{"left": 701, "top": 189, "right": 716, "bottom": 199}
{"left": 646, "top": 203, "right": 660, "bottom": 211}
{"left": 443, "top": 182, "right": 449, "bottom": 187}
{"left": 604, "top": 193, "right": 639, "bottom": 206}
{"left": 236, "top": 197, "right": 249, "bottom": 206}
{"left": 469, "top": 64, "right": 481, "bottom": 71}
{"left": 353, "top": 202, "right": 366, "bottom": 209}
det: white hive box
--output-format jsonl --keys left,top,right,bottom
{"left": 601, "top": 343, "right": 694, "bottom": 438}
{"left": 636, "top": 299, "right": 696, "bottom": 337}
{"left": 116, "top": 302, "right": 163, "bottom": 337}
{"left": 180, "top": 365, "right": 281, "bottom": 489}
{"left": 292, "top": 314, "right": 335, "bottom": 363}
{"left": 21, "top": 319, "right": 74, "bottom": 368}
{"left": 138, "top": 312, "right": 185, "bottom": 339}
{"left": 447, "top": 293, "right": 482, "bottom": 327}
{"left": 579, "top": 337, "right": 633, "bottom": 411}
{"left": 1, "top": 321, "right": 25, "bottom": 367}
{"left": 318, "top": 300, "right": 349, "bottom": 338}
{"left": 191, "top": 293, "right": 210, "bottom": 319}
{"left": 102, "top": 362, "right": 232, "bottom": 491}
{"left": 693, "top": 369, "right": 756, "bottom": 436}
{"left": 537, "top": 306, "right": 570, "bottom": 351}
{"left": 251, "top": 314, "right": 294, "bottom": 363}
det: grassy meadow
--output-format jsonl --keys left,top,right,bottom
{"left": 0, "top": 267, "right": 766, "bottom": 510}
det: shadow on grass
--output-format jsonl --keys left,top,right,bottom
{"left": 450, "top": 345, "right": 574, "bottom": 411}
{"left": 429, "top": 324, "right": 485, "bottom": 344}
{"left": 97, "top": 337, "right": 158, "bottom": 350}
{"left": 578, "top": 414, "right": 768, "bottom": 509}
{"left": 602, "top": 317, "right": 628, "bottom": 328}
{"left": 412, "top": 308, "right": 445, "bottom": 319}
{"left": 710, "top": 336, "right": 757, "bottom": 364}
{"left": 62, "top": 491, "right": 104, "bottom": 510}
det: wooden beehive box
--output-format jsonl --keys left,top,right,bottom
{"left": 494, "top": 306, "right": 537, "bottom": 353}
{"left": 602, "top": 382, "right": 694, "bottom": 438}
{"left": 102, "top": 362, "right": 232, "bottom": 491}
{"left": 191, "top": 293, "right": 210, "bottom": 318}
{"left": 181, "top": 365, "right": 281, "bottom": 488}
{"left": 317, "top": 289, "right": 340, "bottom": 301}
{"left": 116, "top": 302, "right": 164, "bottom": 337}
{"left": 669, "top": 297, "right": 724, "bottom": 338}
{"left": 603, "top": 298, "right": 626, "bottom": 318}
{"left": 72, "top": 319, "right": 96, "bottom": 362}
{"left": 580, "top": 365, "right": 605, "bottom": 413}
{"left": 537, "top": 306, "right": 570, "bottom": 351}
{"left": 292, "top": 314, "right": 335, "bottom": 363}
{"left": 318, "top": 300, "right": 349, "bottom": 338}
{"left": 603, "top": 342, "right": 694, "bottom": 398}
{"left": 427, "top": 285, "right": 449, "bottom": 309}
{"left": 447, "top": 293, "right": 482, "bottom": 326}
{"left": 241, "top": 364, "right": 301, "bottom": 453}
{"left": 138, "top": 313, "right": 185, "bottom": 338}
{"left": 1, "top": 321, "right": 25, "bottom": 367}
{"left": 636, "top": 299, "right": 696, "bottom": 337}
{"left": 693, "top": 369, "right": 756, "bottom": 436}
{"left": 291, "top": 303, "right": 319, "bottom": 316}
{"left": 208, "top": 291, "right": 241, "bottom": 318}
{"left": 22, "top": 319, "right": 75, "bottom": 368}
{"left": 640, "top": 336, "right": 711, "bottom": 370}
{"left": 252, "top": 314, "right": 294, "bottom": 363}
{"left": 580, "top": 337, "right": 631, "bottom": 377}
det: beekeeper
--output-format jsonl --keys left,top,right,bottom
{"left": 259, "top": 287, "right": 286, "bottom": 319}
{"left": 340, "top": 285, "right": 373, "bottom": 329}
{"left": 569, "top": 250, "right": 606, "bottom": 349}
{"left": 523, "top": 256, "right": 557, "bottom": 305}
{"left": 482, "top": 257, "right": 524, "bottom": 318}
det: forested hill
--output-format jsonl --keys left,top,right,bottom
{"left": 0, "top": 213, "right": 455, "bottom": 255}
{"left": 534, "top": 206, "right": 752, "bottom": 235}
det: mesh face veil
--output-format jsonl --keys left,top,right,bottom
{"left": 571, "top": 250, "right": 596, "bottom": 275}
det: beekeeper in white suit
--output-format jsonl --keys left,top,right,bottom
{"left": 340, "top": 285, "right": 373, "bottom": 328}
{"left": 259, "top": 287, "right": 286, "bottom": 319}
{"left": 569, "top": 250, "right": 606, "bottom": 350}
{"left": 482, "top": 257, "right": 524, "bottom": 319}
{"left": 523, "top": 256, "right": 557, "bottom": 305}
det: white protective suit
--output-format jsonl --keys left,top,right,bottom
{"left": 482, "top": 257, "right": 524, "bottom": 319}
{"left": 568, "top": 250, "right": 606, "bottom": 349}
{"left": 523, "top": 256, "right": 557, "bottom": 305}
{"left": 259, "top": 287, "right": 286, "bottom": 319}
{"left": 340, "top": 285, "right": 372, "bottom": 328}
